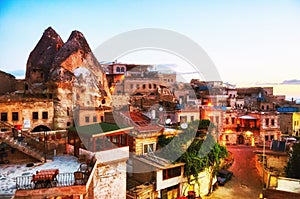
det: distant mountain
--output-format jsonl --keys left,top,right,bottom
{"left": 8, "top": 70, "right": 25, "bottom": 78}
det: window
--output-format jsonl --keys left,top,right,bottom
{"left": 85, "top": 116, "right": 90, "bottom": 123}
{"left": 42, "top": 112, "right": 48, "bottom": 119}
{"left": 149, "top": 84, "right": 152, "bottom": 89}
{"left": 116, "top": 67, "right": 120, "bottom": 72}
{"left": 12, "top": 112, "right": 19, "bottom": 121}
{"left": 100, "top": 116, "right": 104, "bottom": 122}
{"left": 136, "top": 84, "right": 139, "bottom": 89}
{"left": 261, "top": 105, "right": 264, "bottom": 110}
{"left": 1, "top": 112, "right": 8, "bottom": 121}
{"left": 143, "top": 143, "right": 155, "bottom": 154}
{"left": 180, "top": 116, "right": 187, "bottom": 123}
{"left": 216, "top": 116, "right": 219, "bottom": 124}
{"left": 191, "top": 116, "right": 194, "bottom": 122}
{"left": 93, "top": 116, "right": 97, "bottom": 122}
{"left": 130, "top": 84, "right": 134, "bottom": 89}
{"left": 32, "top": 112, "right": 38, "bottom": 120}
{"left": 265, "top": 118, "right": 269, "bottom": 126}
{"left": 111, "top": 136, "right": 118, "bottom": 144}
{"left": 120, "top": 67, "right": 125, "bottom": 72}
{"left": 225, "top": 118, "right": 229, "bottom": 124}
{"left": 121, "top": 134, "right": 127, "bottom": 145}
{"left": 271, "top": 119, "right": 275, "bottom": 126}
{"left": 265, "top": 135, "right": 269, "bottom": 141}
{"left": 231, "top": 117, "right": 235, "bottom": 124}
{"left": 163, "top": 167, "right": 181, "bottom": 180}
{"left": 142, "top": 84, "right": 146, "bottom": 89}
{"left": 153, "top": 84, "right": 157, "bottom": 89}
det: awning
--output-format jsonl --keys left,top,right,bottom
{"left": 239, "top": 115, "right": 258, "bottom": 120}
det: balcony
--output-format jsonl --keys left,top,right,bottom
{"left": 13, "top": 155, "right": 97, "bottom": 198}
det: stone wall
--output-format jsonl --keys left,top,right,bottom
{"left": 279, "top": 113, "right": 293, "bottom": 135}
{"left": 0, "top": 99, "right": 54, "bottom": 131}
{"left": 92, "top": 161, "right": 127, "bottom": 199}
{"left": 0, "top": 70, "right": 16, "bottom": 95}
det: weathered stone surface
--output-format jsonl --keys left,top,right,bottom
{"left": 46, "top": 29, "right": 111, "bottom": 129}
{"left": 2, "top": 27, "right": 112, "bottom": 130}
{"left": 0, "top": 70, "right": 16, "bottom": 95}
{"left": 26, "top": 27, "right": 64, "bottom": 85}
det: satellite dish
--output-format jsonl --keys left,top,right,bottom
{"left": 180, "top": 123, "right": 188, "bottom": 129}
{"left": 165, "top": 118, "right": 171, "bottom": 124}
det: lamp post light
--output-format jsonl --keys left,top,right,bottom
{"left": 44, "top": 130, "right": 47, "bottom": 162}
{"left": 262, "top": 132, "right": 266, "bottom": 189}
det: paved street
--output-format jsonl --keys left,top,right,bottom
{"left": 204, "top": 145, "right": 263, "bottom": 199}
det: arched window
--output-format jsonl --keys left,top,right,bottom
{"left": 116, "top": 67, "right": 120, "bottom": 72}
{"left": 121, "top": 67, "right": 125, "bottom": 72}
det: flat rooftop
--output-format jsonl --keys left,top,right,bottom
{"left": 0, "top": 155, "right": 81, "bottom": 196}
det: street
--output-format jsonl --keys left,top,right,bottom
{"left": 204, "top": 145, "right": 263, "bottom": 199}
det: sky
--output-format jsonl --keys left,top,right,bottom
{"left": 0, "top": 0, "right": 299, "bottom": 98}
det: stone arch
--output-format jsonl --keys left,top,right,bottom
{"left": 31, "top": 125, "right": 51, "bottom": 132}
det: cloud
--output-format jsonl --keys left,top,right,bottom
{"left": 281, "top": 79, "right": 300, "bottom": 84}
{"left": 254, "top": 79, "right": 300, "bottom": 85}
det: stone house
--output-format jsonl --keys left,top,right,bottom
{"left": 0, "top": 97, "right": 54, "bottom": 132}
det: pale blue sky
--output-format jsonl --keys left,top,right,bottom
{"left": 1, "top": 0, "right": 300, "bottom": 88}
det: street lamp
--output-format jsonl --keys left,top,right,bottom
{"left": 44, "top": 131, "right": 47, "bottom": 162}
{"left": 262, "top": 132, "right": 266, "bottom": 189}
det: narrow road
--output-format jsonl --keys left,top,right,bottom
{"left": 204, "top": 145, "right": 263, "bottom": 199}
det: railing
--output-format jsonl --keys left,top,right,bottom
{"left": 16, "top": 173, "right": 76, "bottom": 190}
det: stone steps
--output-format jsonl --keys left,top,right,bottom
{"left": 3, "top": 136, "right": 45, "bottom": 162}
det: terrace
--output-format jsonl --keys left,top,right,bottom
{"left": 0, "top": 155, "right": 92, "bottom": 197}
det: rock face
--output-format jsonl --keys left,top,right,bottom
{"left": 0, "top": 70, "right": 16, "bottom": 95}
{"left": 25, "top": 27, "right": 111, "bottom": 129}
{"left": 26, "top": 27, "right": 63, "bottom": 87}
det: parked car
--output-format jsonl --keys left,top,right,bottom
{"left": 217, "top": 169, "right": 233, "bottom": 185}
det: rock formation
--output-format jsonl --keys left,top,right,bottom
{"left": 25, "top": 27, "right": 112, "bottom": 129}
{"left": 26, "top": 27, "right": 63, "bottom": 90}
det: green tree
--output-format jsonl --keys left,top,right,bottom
{"left": 286, "top": 143, "right": 300, "bottom": 179}
{"left": 157, "top": 120, "right": 228, "bottom": 195}
{"left": 179, "top": 134, "right": 228, "bottom": 195}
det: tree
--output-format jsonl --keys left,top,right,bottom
{"left": 178, "top": 134, "right": 228, "bottom": 195}
{"left": 286, "top": 142, "right": 300, "bottom": 179}
{"left": 156, "top": 120, "right": 228, "bottom": 195}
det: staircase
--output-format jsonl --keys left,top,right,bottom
{"left": 0, "top": 121, "right": 14, "bottom": 131}
{"left": 2, "top": 135, "right": 45, "bottom": 162}
{"left": 0, "top": 122, "right": 46, "bottom": 162}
